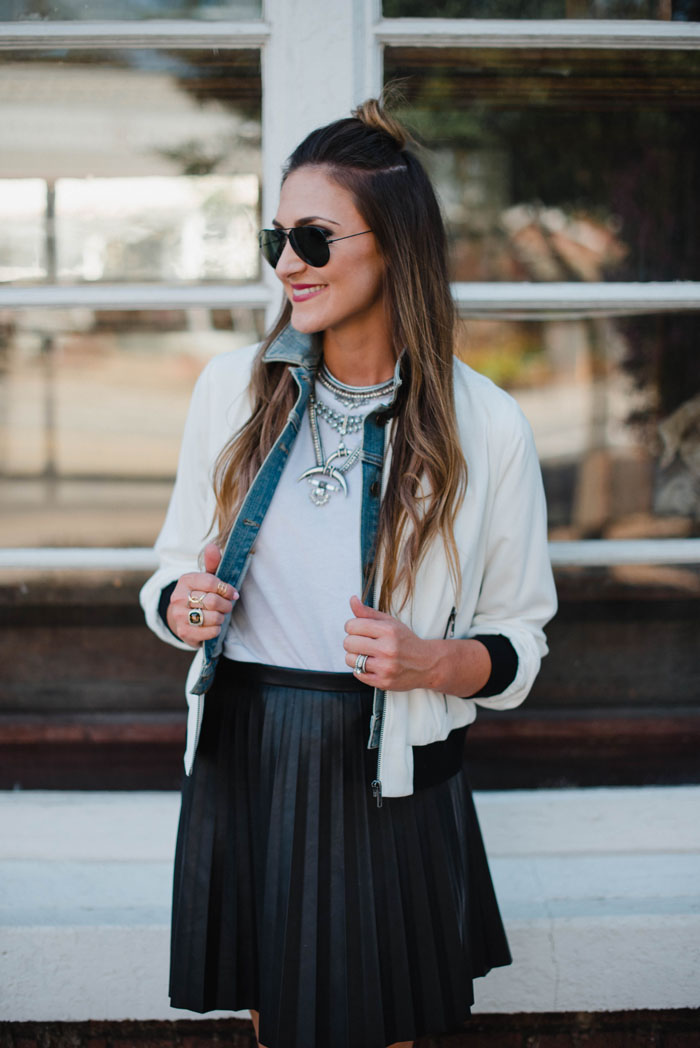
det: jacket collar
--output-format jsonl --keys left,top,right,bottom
{"left": 262, "top": 325, "right": 320, "bottom": 368}
{"left": 262, "top": 324, "right": 404, "bottom": 396}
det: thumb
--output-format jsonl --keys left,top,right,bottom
{"left": 349, "top": 594, "right": 387, "bottom": 619}
{"left": 203, "top": 542, "right": 222, "bottom": 576}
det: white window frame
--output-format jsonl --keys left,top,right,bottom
{"left": 1, "top": 0, "right": 699, "bottom": 568}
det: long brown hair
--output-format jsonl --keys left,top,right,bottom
{"left": 212, "top": 97, "right": 466, "bottom": 611}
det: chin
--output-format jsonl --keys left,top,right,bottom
{"left": 290, "top": 307, "right": 325, "bottom": 335}
{"left": 290, "top": 316, "right": 318, "bottom": 335}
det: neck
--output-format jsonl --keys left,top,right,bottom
{"left": 321, "top": 330, "right": 396, "bottom": 387}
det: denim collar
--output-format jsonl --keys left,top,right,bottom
{"left": 262, "top": 324, "right": 404, "bottom": 398}
{"left": 262, "top": 325, "right": 320, "bottom": 368}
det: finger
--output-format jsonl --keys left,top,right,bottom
{"left": 344, "top": 616, "right": 387, "bottom": 640}
{"left": 343, "top": 635, "right": 382, "bottom": 656}
{"left": 346, "top": 651, "right": 373, "bottom": 674}
{"left": 185, "top": 590, "right": 232, "bottom": 614}
{"left": 346, "top": 653, "right": 383, "bottom": 683}
{"left": 173, "top": 612, "right": 225, "bottom": 643}
{"left": 182, "top": 626, "right": 224, "bottom": 644}
{"left": 349, "top": 595, "right": 390, "bottom": 620}
{"left": 176, "top": 573, "right": 237, "bottom": 603}
{"left": 203, "top": 542, "right": 222, "bottom": 575}
{"left": 215, "top": 578, "right": 237, "bottom": 601}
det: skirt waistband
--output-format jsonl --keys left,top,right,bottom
{"left": 216, "top": 657, "right": 373, "bottom": 694}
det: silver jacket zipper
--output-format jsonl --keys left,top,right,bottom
{"left": 370, "top": 581, "right": 384, "bottom": 808}
{"left": 368, "top": 607, "right": 456, "bottom": 800}
{"left": 442, "top": 605, "right": 457, "bottom": 710}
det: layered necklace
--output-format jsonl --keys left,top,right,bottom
{"left": 298, "top": 364, "right": 395, "bottom": 507}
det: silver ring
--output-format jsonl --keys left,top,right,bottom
{"left": 188, "top": 591, "right": 206, "bottom": 609}
{"left": 188, "top": 608, "right": 204, "bottom": 627}
{"left": 354, "top": 653, "right": 369, "bottom": 675}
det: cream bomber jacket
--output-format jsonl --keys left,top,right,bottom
{"left": 140, "top": 339, "right": 557, "bottom": 797}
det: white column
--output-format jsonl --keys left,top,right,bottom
{"left": 260, "top": 0, "right": 382, "bottom": 327}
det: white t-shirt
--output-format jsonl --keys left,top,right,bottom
{"left": 223, "top": 380, "right": 390, "bottom": 672}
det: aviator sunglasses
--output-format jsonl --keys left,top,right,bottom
{"left": 258, "top": 225, "right": 372, "bottom": 269}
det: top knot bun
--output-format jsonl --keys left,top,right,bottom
{"left": 352, "top": 97, "right": 410, "bottom": 151}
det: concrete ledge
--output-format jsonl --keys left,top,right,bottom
{"left": 1, "top": 787, "right": 699, "bottom": 1021}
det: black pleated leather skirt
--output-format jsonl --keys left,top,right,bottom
{"left": 169, "top": 658, "right": 511, "bottom": 1048}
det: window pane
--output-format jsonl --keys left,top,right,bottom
{"left": 4, "top": 0, "right": 261, "bottom": 20}
{"left": 384, "top": 48, "right": 700, "bottom": 282}
{"left": 457, "top": 312, "right": 700, "bottom": 545}
{"left": 0, "top": 306, "right": 266, "bottom": 547}
{"left": 0, "top": 179, "right": 46, "bottom": 282}
{"left": 383, "top": 0, "right": 698, "bottom": 18}
{"left": 51, "top": 174, "right": 258, "bottom": 282}
{"left": 0, "top": 48, "right": 261, "bottom": 284}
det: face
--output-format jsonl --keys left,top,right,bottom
{"left": 272, "top": 166, "right": 387, "bottom": 342}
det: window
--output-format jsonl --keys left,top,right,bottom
{"left": 5, "top": 0, "right": 262, "bottom": 20}
{"left": 1, "top": 3, "right": 698, "bottom": 556}
{"left": 0, "top": 40, "right": 263, "bottom": 546}
{"left": 383, "top": 0, "right": 697, "bottom": 18}
{"left": 384, "top": 45, "right": 700, "bottom": 543}
{"left": 0, "top": 0, "right": 698, "bottom": 792}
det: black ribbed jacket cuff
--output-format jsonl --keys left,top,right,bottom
{"left": 469, "top": 634, "right": 518, "bottom": 697}
{"left": 159, "top": 580, "right": 179, "bottom": 640}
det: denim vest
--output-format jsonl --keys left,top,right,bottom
{"left": 190, "top": 324, "right": 396, "bottom": 763}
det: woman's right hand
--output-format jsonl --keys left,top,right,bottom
{"left": 166, "top": 542, "right": 238, "bottom": 646}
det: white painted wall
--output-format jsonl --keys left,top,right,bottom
{"left": 259, "top": 0, "right": 381, "bottom": 327}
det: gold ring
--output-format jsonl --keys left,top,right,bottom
{"left": 216, "top": 580, "right": 229, "bottom": 598}
{"left": 188, "top": 591, "right": 206, "bottom": 609}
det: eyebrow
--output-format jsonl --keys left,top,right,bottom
{"left": 272, "top": 215, "right": 341, "bottom": 228}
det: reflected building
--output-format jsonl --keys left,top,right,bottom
{"left": 0, "top": 46, "right": 263, "bottom": 545}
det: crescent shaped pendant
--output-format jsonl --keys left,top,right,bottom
{"left": 326, "top": 467, "right": 348, "bottom": 496}
{"left": 297, "top": 464, "right": 349, "bottom": 498}
{"left": 326, "top": 448, "right": 351, "bottom": 468}
{"left": 298, "top": 465, "right": 329, "bottom": 483}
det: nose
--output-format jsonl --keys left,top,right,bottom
{"left": 275, "top": 235, "right": 305, "bottom": 278}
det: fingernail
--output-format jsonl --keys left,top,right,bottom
{"left": 232, "top": 589, "right": 239, "bottom": 600}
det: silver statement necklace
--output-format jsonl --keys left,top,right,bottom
{"left": 297, "top": 394, "right": 363, "bottom": 506}
{"left": 297, "top": 367, "right": 397, "bottom": 507}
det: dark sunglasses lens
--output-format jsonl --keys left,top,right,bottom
{"left": 258, "top": 229, "right": 286, "bottom": 268}
{"left": 290, "top": 227, "right": 330, "bottom": 267}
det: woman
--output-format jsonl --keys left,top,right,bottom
{"left": 140, "top": 98, "right": 557, "bottom": 1048}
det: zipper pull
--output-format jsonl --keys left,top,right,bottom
{"left": 443, "top": 605, "right": 457, "bottom": 640}
{"left": 371, "top": 779, "right": 383, "bottom": 808}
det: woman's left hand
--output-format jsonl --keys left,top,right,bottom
{"left": 343, "top": 595, "right": 440, "bottom": 692}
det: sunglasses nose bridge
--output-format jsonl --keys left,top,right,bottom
{"left": 275, "top": 231, "right": 307, "bottom": 272}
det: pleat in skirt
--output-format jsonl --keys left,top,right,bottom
{"left": 169, "top": 658, "right": 511, "bottom": 1048}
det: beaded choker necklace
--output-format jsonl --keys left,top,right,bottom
{"left": 317, "top": 363, "right": 396, "bottom": 409}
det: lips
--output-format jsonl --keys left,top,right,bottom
{"left": 291, "top": 283, "right": 326, "bottom": 302}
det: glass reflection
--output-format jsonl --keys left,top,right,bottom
{"left": 384, "top": 48, "right": 700, "bottom": 282}
{"left": 383, "top": 0, "right": 699, "bottom": 18}
{"left": 0, "top": 307, "right": 266, "bottom": 546}
{"left": 54, "top": 175, "right": 258, "bottom": 282}
{"left": 4, "top": 0, "right": 262, "bottom": 20}
{"left": 0, "top": 179, "right": 46, "bottom": 282}
{"left": 456, "top": 313, "right": 700, "bottom": 540}
{"left": 0, "top": 49, "right": 261, "bottom": 284}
